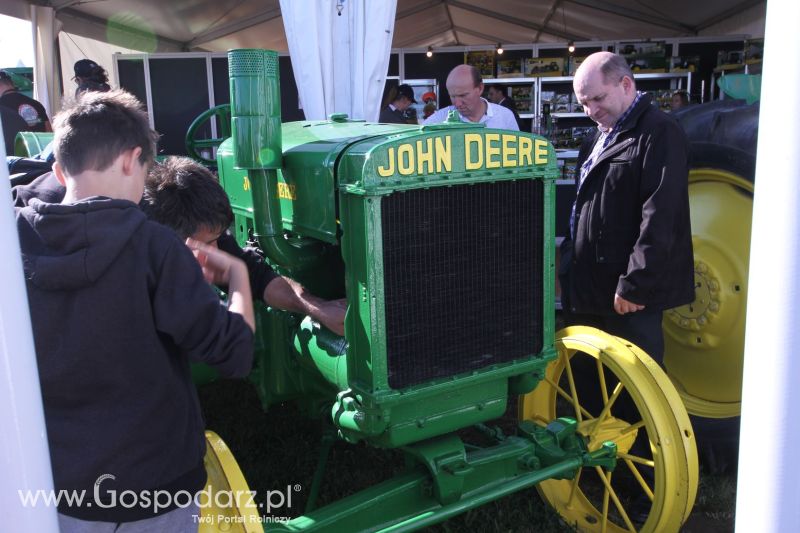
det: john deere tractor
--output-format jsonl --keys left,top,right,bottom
{"left": 189, "top": 49, "right": 700, "bottom": 533}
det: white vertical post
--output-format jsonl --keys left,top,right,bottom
{"left": 0, "top": 136, "right": 59, "bottom": 529}
{"left": 736, "top": 0, "right": 800, "bottom": 531}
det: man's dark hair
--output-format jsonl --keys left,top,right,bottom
{"left": 489, "top": 84, "right": 507, "bottom": 94}
{"left": 672, "top": 90, "right": 690, "bottom": 105}
{"left": 600, "top": 54, "right": 635, "bottom": 87}
{"left": 142, "top": 156, "right": 234, "bottom": 240}
{"left": 466, "top": 64, "right": 482, "bottom": 87}
{"left": 52, "top": 89, "right": 158, "bottom": 176}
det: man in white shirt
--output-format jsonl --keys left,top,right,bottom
{"left": 423, "top": 65, "right": 519, "bottom": 131}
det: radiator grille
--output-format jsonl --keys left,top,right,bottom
{"left": 382, "top": 179, "right": 544, "bottom": 389}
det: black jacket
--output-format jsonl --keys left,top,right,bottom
{"left": 0, "top": 90, "right": 50, "bottom": 131}
{"left": 379, "top": 105, "right": 407, "bottom": 124}
{"left": 10, "top": 171, "right": 279, "bottom": 299}
{"left": 563, "top": 93, "right": 694, "bottom": 315}
{"left": 16, "top": 198, "right": 253, "bottom": 521}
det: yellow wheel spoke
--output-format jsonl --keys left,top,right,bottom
{"left": 618, "top": 452, "right": 655, "bottom": 468}
{"left": 566, "top": 469, "right": 582, "bottom": 509}
{"left": 563, "top": 351, "right": 583, "bottom": 423}
{"left": 544, "top": 376, "right": 594, "bottom": 420}
{"left": 589, "top": 381, "right": 625, "bottom": 438}
{"left": 596, "top": 358, "right": 609, "bottom": 404}
{"left": 594, "top": 466, "right": 637, "bottom": 533}
{"left": 621, "top": 420, "right": 646, "bottom": 435}
{"left": 601, "top": 470, "right": 611, "bottom": 533}
{"left": 625, "top": 458, "right": 654, "bottom": 501}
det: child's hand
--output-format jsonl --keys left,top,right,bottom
{"left": 185, "top": 237, "right": 245, "bottom": 286}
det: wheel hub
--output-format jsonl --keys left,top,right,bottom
{"left": 577, "top": 416, "right": 638, "bottom": 455}
{"left": 665, "top": 260, "right": 721, "bottom": 335}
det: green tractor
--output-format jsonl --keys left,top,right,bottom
{"left": 195, "top": 49, "right": 698, "bottom": 533}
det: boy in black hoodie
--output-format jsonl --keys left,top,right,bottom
{"left": 15, "top": 90, "right": 255, "bottom": 532}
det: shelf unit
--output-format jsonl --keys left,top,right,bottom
{"left": 482, "top": 77, "right": 538, "bottom": 119}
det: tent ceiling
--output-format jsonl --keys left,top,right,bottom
{"left": 20, "top": 0, "right": 766, "bottom": 53}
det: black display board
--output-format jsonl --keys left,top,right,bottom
{"left": 117, "top": 58, "right": 148, "bottom": 111}
{"left": 149, "top": 58, "right": 210, "bottom": 156}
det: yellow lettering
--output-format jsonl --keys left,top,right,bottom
{"left": 417, "top": 139, "right": 434, "bottom": 174}
{"left": 502, "top": 135, "right": 518, "bottom": 167}
{"left": 519, "top": 137, "right": 533, "bottom": 166}
{"left": 534, "top": 138, "right": 549, "bottom": 164}
{"left": 243, "top": 176, "right": 250, "bottom": 191}
{"left": 485, "top": 133, "right": 501, "bottom": 169}
{"left": 277, "top": 182, "right": 297, "bottom": 200}
{"left": 377, "top": 147, "right": 395, "bottom": 177}
{"left": 397, "top": 144, "right": 414, "bottom": 176}
{"left": 435, "top": 136, "right": 452, "bottom": 173}
{"left": 465, "top": 134, "right": 483, "bottom": 170}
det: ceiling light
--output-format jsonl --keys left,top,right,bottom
{"left": 496, "top": 43, "right": 504, "bottom": 55}
{"left": 568, "top": 41, "right": 576, "bottom": 53}
{"left": 426, "top": 46, "right": 433, "bottom": 58}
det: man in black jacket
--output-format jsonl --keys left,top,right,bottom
{"left": 560, "top": 51, "right": 694, "bottom": 363}
{"left": 379, "top": 83, "right": 415, "bottom": 124}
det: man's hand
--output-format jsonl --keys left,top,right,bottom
{"left": 314, "top": 298, "right": 347, "bottom": 336}
{"left": 186, "top": 237, "right": 255, "bottom": 332}
{"left": 186, "top": 237, "right": 245, "bottom": 285}
{"left": 614, "top": 293, "right": 645, "bottom": 315}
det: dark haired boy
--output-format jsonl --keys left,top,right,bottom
{"left": 15, "top": 90, "right": 255, "bottom": 532}
{"left": 142, "top": 156, "right": 346, "bottom": 335}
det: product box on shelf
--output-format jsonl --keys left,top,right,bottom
{"left": 497, "top": 59, "right": 524, "bottom": 78}
{"left": 524, "top": 57, "right": 564, "bottom": 77}
{"left": 620, "top": 41, "right": 667, "bottom": 73}
{"left": 466, "top": 51, "right": 495, "bottom": 78}
{"left": 670, "top": 55, "right": 700, "bottom": 72}
{"left": 510, "top": 85, "right": 533, "bottom": 112}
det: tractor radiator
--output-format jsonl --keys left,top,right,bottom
{"left": 382, "top": 179, "right": 544, "bottom": 389}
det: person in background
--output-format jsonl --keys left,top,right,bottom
{"left": 486, "top": 84, "right": 522, "bottom": 129}
{"left": 423, "top": 65, "right": 518, "bottom": 130}
{"left": 379, "top": 83, "right": 416, "bottom": 124}
{"left": 2, "top": 104, "right": 28, "bottom": 156}
{"left": 0, "top": 70, "right": 51, "bottom": 132}
{"left": 421, "top": 91, "right": 437, "bottom": 119}
{"left": 670, "top": 90, "right": 690, "bottom": 111}
{"left": 73, "top": 59, "right": 111, "bottom": 97}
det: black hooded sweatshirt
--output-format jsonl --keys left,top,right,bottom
{"left": 16, "top": 197, "right": 253, "bottom": 522}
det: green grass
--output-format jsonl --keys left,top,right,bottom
{"left": 198, "top": 379, "right": 736, "bottom": 532}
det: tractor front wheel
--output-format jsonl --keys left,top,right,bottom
{"left": 519, "top": 326, "right": 698, "bottom": 532}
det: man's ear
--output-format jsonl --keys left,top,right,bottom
{"left": 622, "top": 76, "right": 634, "bottom": 94}
{"left": 52, "top": 161, "right": 67, "bottom": 186}
{"left": 120, "top": 146, "right": 144, "bottom": 176}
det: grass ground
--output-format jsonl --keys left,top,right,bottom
{"left": 198, "top": 378, "right": 737, "bottom": 532}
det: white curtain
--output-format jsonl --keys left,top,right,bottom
{"left": 280, "top": 0, "right": 396, "bottom": 121}
{"left": 31, "top": 5, "right": 61, "bottom": 118}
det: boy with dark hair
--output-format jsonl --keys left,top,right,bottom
{"left": 142, "top": 156, "right": 347, "bottom": 335}
{"left": 15, "top": 90, "right": 255, "bottom": 532}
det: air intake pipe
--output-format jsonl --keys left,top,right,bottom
{"left": 228, "top": 48, "right": 320, "bottom": 269}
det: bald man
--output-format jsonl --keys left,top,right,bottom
{"left": 559, "top": 51, "right": 694, "bottom": 363}
{"left": 423, "top": 64, "right": 519, "bottom": 130}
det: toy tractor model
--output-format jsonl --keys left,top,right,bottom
{"left": 212, "top": 49, "right": 700, "bottom": 532}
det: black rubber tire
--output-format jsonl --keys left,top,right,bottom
{"left": 689, "top": 141, "right": 756, "bottom": 185}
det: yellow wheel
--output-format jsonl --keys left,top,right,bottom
{"left": 520, "top": 327, "right": 698, "bottom": 532}
{"left": 200, "top": 431, "right": 262, "bottom": 533}
{"left": 663, "top": 143, "right": 754, "bottom": 418}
